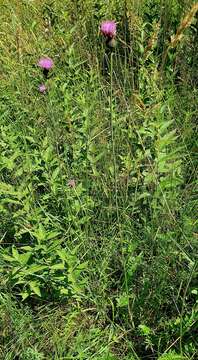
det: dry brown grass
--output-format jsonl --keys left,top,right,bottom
{"left": 170, "top": 3, "right": 198, "bottom": 48}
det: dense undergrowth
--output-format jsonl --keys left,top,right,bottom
{"left": 0, "top": 0, "right": 197, "bottom": 359}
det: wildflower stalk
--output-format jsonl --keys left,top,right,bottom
{"left": 110, "top": 52, "right": 118, "bottom": 222}
{"left": 110, "top": 52, "right": 133, "bottom": 327}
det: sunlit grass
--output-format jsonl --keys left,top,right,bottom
{"left": 0, "top": 1, "right": 197, "bottom": 359}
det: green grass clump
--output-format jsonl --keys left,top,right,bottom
{"left": 0, "top": 0, "right": 197, "bottom": 359}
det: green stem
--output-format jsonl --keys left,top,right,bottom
{"left": 179, "top": 262, "right": 196, "bottom": 355}
{"left": 110, "top": 52, "right": 133, "bottom": 327}
{"left": 110, "top": 52, "right": 119, "bottom": 222}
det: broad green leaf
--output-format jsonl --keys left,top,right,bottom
{"left": 57, "top": 249, "right": 68, "bottom": 262}
{"left": 0, "top": 182, "right": 15, "bottom": 194}
{"left": 42, "top": 145, "right": 53, "bottom": 162}
{"left": 138, "top": 324, "right": 152, "bottom": 336}
{"left": 77, "top": 261, "right": 88, "bottom": 270}
{"left": 20, "top": 246, "right": 33, "bottom": 251}
{"left": 11, "top": 267, "right": 22, "bottom": 276}
{"left": 2, "top": 198, "right": 21, "bottom": 205}
{"left": 29, "top": 281, "right": 41, "bottom": 297}
{"left": 50, "top": 263, "right": 65, "bottom": 270}
{"left": 51, "top": 167, "right": 60, "bottom": 180}
{"left": 2, "top": 254, "right": 15, "bottom": 262}
{"left": 14, "top": 279, "right": 26, "bottom": 285}
{"left": 27, "top": 264, "right": 48, "bottom": 274}
{"left": 25, "top": 136, "right": 35, "bottom": 143}
{"left": 12, "top": 247, "right": 19, "bottom": 261}
{"left": 21, "top": 291, "right": 30, "bottom": 301}
{"left": 116, "top": 294, "right": 129, "bottom": 308}
{"left": 18, "top": 252, "right": 32, "bottom": 265}
{"left": 60, "top": 288, "right": 69, "bottom": 295}
{"left": 46, "top": 231, "right": 60, "bottom": 240}
{"left": 158, "top": 352, "right": 187, "bottom": 360}
{"left": 33, "top": 224, "right": 47, "bottom": 242}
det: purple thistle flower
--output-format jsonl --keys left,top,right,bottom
{"left": 38, "top": 84, "right": 47, "bottom": 93}
{"left": 38, "top": 57, "right": 54, "bottom": 70}
{"left": 68, "top": 179, "right": 76, "bottom": 188}
{"left": 100, "top": 20, "right": 116, "bottom": 38}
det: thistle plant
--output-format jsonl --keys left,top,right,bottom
{"left": 0, "top": 1, "right": 197, "bottom": 359}
{"left": 100, "top": 20, "right": 117, "bottom": 48}
{"left": 38, "top": 56, "right": 54, "bottom": 77}
{"left": 38, "top": 84, "right": 47, "bottom": 93}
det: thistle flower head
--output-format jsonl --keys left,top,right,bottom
{"left": 68, "top": 179, "right": 76, "bottom": 188}
{"left": 38, "top": 57, "right": 54, "bottom": 70}
{"left": 100, "top": 20, "right": 116, "bottom": 38}
{"left": 38, "top": 84, "right": 47, "bottom": 93}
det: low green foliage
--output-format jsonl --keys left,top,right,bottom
{"left": 0, "top": 0, "right": 197, "bottom": 359}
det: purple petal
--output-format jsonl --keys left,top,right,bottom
{"left": 38, "top": 57, "right": 54, "bottom": 70}
{"left": 100, "top": 20, "right": 116, "bottom": 38}
{"left": 38, "top": 84, "right": 47, "bottom": 93}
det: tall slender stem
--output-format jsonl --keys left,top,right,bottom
{"left": 110, "top": 52, "right": 133, "bottom": 327}
{"left": 110, "top": 52, "right": 119, "bottom": 222}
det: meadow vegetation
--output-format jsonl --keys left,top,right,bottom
{"left": 0, "top": 0, "right": 197, "bottom": 359}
